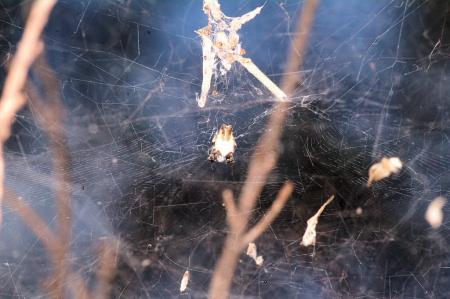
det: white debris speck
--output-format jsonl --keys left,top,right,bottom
{"left": 367, "top": 157, "right": 402, "bottom": 187}
{"left": 301, "top": 195, "right": 335, "bottom": 247}
{"left": 356, "top": 207, "right": 363, "bottom": 215}
{"left": 180, "top": 270, "right": 190, "bottom": 293}
{"left": 255, "top": 255, "right": 264, "bottom": 266}
{"left": 425, "top": 197, "right": 446, "bottom": 229}
{"left": 246, "top": 243, "right": 264, "bottom": 266}
{"left": 141, "top": 259, "right": 151, "bottom": 267}
{"left": 88, "top": 123, "right": 98, "bottom": 134}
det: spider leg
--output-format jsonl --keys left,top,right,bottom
{"left": 225, "top": 152, "right": 234, "bottom": 164}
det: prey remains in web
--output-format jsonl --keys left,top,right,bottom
{"left": 208, "top": 124, "right": 237, "bottom": 164}
{"left": 196, "top": 0, "right": 287, "bottom": 108}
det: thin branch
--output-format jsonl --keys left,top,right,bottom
{"left": 280, "top": 0, "right": 319, "bottom": 93}
{"left": 241, "top": 182, "right": 294, "bottom": 246}
{"left": 67, "top": 273, "right": 91, "bottom": 299}
{"left": 208, "top": 0, "right": 319, "bottom": 298}
{"left": 3, "top": 188, "right": 90, "bottom": 299}
{"left": 26, "top": 55, "right": 73, "bottom": 299}
{"left": 3, "top": 188, "right": 62, "bottom": 253}
{"left": 0, "top": 0, "right": 57, "bottom": 225}
{"left": 94, "top": 239, "right": 120, "bottom": 299}
{"left": 222, "top": 189, "right": 239, "bottom": 230}
{"left": 237, "top": 56, "right": 287, "bottom": 100}
{"left": 0, "top": 3, "right": 119, "bottom": 298}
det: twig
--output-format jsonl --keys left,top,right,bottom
{"left": 94, "top": 239, "right": 120, "bottom": 299}
{"left": 3, "top": 188, "right": 90, "bottom": 299}
{"left": 0, "top": 3, "right": 119, "bottom": 298}
{"left": 0, "top": 0, "right": 57, "bottom": 226}
{"left": 222, "top": 189, "right": 239, "bottom": 231}
{"left": 241, "top": 182, "right": 294, "bottom": 246}
{"left": 68, "top": 273, "right": 91, "bottom": 299}
{"left": 27, "top": 53, "right": 72, "bottom": 299}
{"left": 3, "top": 188, "right": 62, "bottom": 253}
{"left": 208, "top": 1, "right": 319, "bottom": 298}
{"left": 237, "top": 56, "right": 287, "bottom": 100}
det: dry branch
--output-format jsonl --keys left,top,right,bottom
{"left": 0, "top": 2, "right": 118, "bottom": 299}
{"left": 3, "top": 188, "right": 62, "bottom": 253}
{"left": 0, "top": 0, "right": 57, "bottom": 226}
{"left": 94, "top": 239, "right": 120, "bottom": 299}
{"left": 3, "top": 188, "right": 90, "bottom": 299}
{"left": 27, "top": 53, "right": 73, "bottom": 299}
{"left": 208, "top": 0, "right": 319, "bottom": 298}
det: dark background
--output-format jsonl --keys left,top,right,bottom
{"left": 1, "top": 0, "right": 450, "bottom": 298}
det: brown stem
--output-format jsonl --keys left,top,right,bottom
{"left": 3, "top": 188, "right": 90, "bottom": 299}
{"left": 27, "top": 60, "right": 73, "bottom": 298}
{"left": 3, "top": 188, "right": 61, "bottom": 253}
{"left": 241, "top": 182, "right": 294, "bottom": 246}
{"left": 208, "top": 0, "right": 319, "bottom": 298}
{"left": 0, "top": 0, "right": 57, "bottom": 226}
{"left": 94, "top": 239, "right": 120, "bottom": 299}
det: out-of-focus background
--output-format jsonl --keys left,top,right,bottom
{"left": 1, "top": 0, "right": 450, "bottom": 298}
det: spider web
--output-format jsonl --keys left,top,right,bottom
{"left": 1, "top": 0, "right": 450, "bottom": 298}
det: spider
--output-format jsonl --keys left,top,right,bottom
{"left": 208, "top": 124, "right": 237, "bottom": 164}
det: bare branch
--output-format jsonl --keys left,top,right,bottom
{"left": 94, "top": 239, "right": 120, "bottom": 299}
{"left": 67, "top": 273, "right": 91, "bottom": 299}
{"left": 237, "top": 57, "right": 287, "bottom": 100}
{"left": 3, "top": 188, "right": 61, "bottom": 253}
{"left": 241, "top": 182, "right": 294, "bottom": 246}
{"left": 280, "top": 0, "right": 319, "bottom": 93}
{"left": 26, "top": 54, "right": 73, "bottom": 299}
{"left": 208, "top": 0, "right": 319, "bottom": 297}
{"left": 222, "top": 189, "right": 239, "bottom": 230}
{"left": 0, "top": 0, "right": 57, "bottom": 225}
{"left": 4, "top": 188, "right": 90, "bottom": 299}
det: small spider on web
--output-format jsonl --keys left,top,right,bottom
{"left": 196, "top": 0, "right": 287, "bottom": 108}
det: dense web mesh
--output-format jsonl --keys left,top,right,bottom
{"left": 1, "top": 0, "right": 450, "bottom": 298}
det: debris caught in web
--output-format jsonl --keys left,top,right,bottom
{"left": 367, "top": 157, "right": 403, "bottom": 187}
{"left": 179, "top": 270, "right": 190, "bottom": 293}
{"left": 301, "top": 195, "right": 335, "bottom": 247}
{"left": 208, "top": 124, "right": 237, "bottom": 164}
{"left": 196, "top": 0, "right": 287, "bottom": 108}
{"left": 425, "top": 197, "right": 447, "bottom": 229}
{"left": 246, "top": 242, "right": 264, "bottom": 266}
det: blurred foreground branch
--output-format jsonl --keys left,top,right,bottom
{"left": 0, "top": 1, "right": 119, "bottom": 298}
{"left": 208, "top": 0, "right": 319, "bottom": 298}
{"left": 0, "top": 0, "right": 57, "bottom": 225}
{"left": 4, "top": 186, "right": 119, "bottom": 299}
